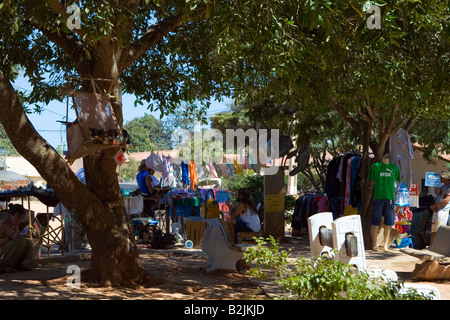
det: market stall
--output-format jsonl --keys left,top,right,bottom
{"left": 0, "top": 188, "right": 64, "bottom": 257}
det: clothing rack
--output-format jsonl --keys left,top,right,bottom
{"left": 324, "top": 152, "right": 364, "bottom": 218}
{"left": 303, "top": 191, "right": 325, "bottom": 196}
{"left": 291, "top": 192, "right": 329, "bottom": 236}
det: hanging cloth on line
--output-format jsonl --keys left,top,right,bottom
{"left": 189, "top": 161, "right": 198, "bottom": 190}
{"left": 146, "top": 152, "right": 164, "bottom": 172}
{"left": 181, "top": 161, "right": 190, "bottom": 187}
{"left": 233, "top": 159, "right": 243, "bottom": 174}
{"left": 209, "top": 164, "right": 219, "bottom": 178}
{"left": 65, "top": 78, "right": 123, "bottom": 163}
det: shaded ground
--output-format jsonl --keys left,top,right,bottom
{"left": 0, "top": 236, "right": 448, "bottom": 300}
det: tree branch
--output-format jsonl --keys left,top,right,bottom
{"left": 328, "top": 98, "right": 363, "bottom": 140}
{"left": 385, "top": 103, "right": 399, "bottom": 134}
{"left": 365, "top": 100, "right": 381, "bottom": 127}
{"left": 0, "top": 70, "right": 91, "bottom": 209}
{"left": 404, "top": 111, "right": 420, "bottom": 132}
{"left": 122, "top": 5, "right": 207, "bottom": 71}
{"left": 357, "top": 109, "right": 372, "bottom": 125}
{"left": 23, "top": 3, "right": 94, "bottom": 76}
{"left": 47, "top": 0, "right": 87, "bottom": 40}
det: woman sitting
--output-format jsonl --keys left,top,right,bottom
{"left": 0, "top": 204, "right": 33, "bottom": 272}
{"left": 226, "top": 188, "right": 261, "bottom": 243}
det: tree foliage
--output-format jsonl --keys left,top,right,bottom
{"left": 0, "top": 0, "right": 448, "bottom": 285}
{"left": 244, "top": 236, "right": 433, "bottom": 300}
{"left": 0, "top": 125, "right": 19, "bottom": 156}
{"left": 213, "top": 0, "right": 449, "bottom": 237}
{"left": 124, "top": 113, "right": 171, "bottom": 152}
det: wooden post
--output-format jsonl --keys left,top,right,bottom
{"left": 264, "top": 168, "right": 285, "bottom": 239}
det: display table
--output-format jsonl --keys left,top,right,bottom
{"left": 124, "top": 196, "right": 143, "bottom": 216}
{"left": 174, "top": 197, "right": 201, "bottom": 207}
{"left": 171, "top": 197, "right": 202, "bottom": 220}
{"left": 0, "top": 190, "right": 38, "bottom": 237}
{"left": 0, "top": 189, "right": 64, "bottom": 257}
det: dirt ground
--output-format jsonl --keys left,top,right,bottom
{"left": 0, "top": 235, "right": 448, "bottom": 301}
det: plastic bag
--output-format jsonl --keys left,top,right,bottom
{"left": 395, "top": 182, "right": 410, "bottom": 207}
{"left": 145, "top": 152, "right": 164, "bottom": 172}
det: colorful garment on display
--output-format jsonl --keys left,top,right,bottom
{"left": 389, "top": 128, "right": 414, "bottom": 190}
{"left": 369, "top": 162, "right": 401, "bottom": 200}
{"left": 291, "top": 193, "right": 328, "bottom": 232}
{"left": 196, "top": 165, "right": 205, "bottom": 181}
{"left": 202, "top": 165, "right": 210, "bottom": 179}
{"left": 324, "top": 152, "right": 363, "bottom": 217}
{"left": 395, "top": 206, "right": 413, "bottom": 234}
{"left": 209, "top": 164, "right": 219, "bottom": 178}
{"left": 245, "top": 154, "right": 256, "bottom": 170}
{"left": 395, "top": 182, "right": 411, "bottom": 207}
{"left": 172, "top": 164, "right": 182, "bottom": 187}
{"left": 145, "top": 151, "right": 164, "bottom": 172}
{"left": 219, "top": 163, "right": 231, "bottom": 177}
{"left": 162, "top": 156, "right": 171, "bottom": 180}
{"left": 233, "top": 159, "right": 243, "bottom": 174}
{"left": 189, "top": 161, "right": 198, "bottom": 190}
{"left": 181, "top": 161, "right": 190, "bottom": 187}
{"left": 227, "top": 163, "right": 234, "bottom": 176}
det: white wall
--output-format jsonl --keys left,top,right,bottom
{"left": 411, "top": 148, "right": 448, "bottom": 195}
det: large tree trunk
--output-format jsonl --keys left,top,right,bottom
{"left": 359, "top": 123, "right": 375, "bottom": 247}
{"left": 0, "top": 70, "right": 152, "bottom": 287}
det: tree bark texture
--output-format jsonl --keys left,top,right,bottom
{"left": 0, "top": 70, "right": 150, "bottom": 287}
{"left": 0, "top": 3, "right": 208, "bottom": 286}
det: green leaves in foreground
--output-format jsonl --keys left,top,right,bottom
{"left": 243, "top": 236, "right": 432, "bottom": 300}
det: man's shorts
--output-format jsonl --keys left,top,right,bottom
{"left": 371, "top": 199, "right": 395, "bottom": 226}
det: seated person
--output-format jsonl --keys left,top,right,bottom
{"left": 226, "top": 188, "right": 261, "bottom": 243}
{"left": 429, "top": 170, "right": 450, "bottom": 245}
{"left": 0, "top": 204, "right": 33, "bottom": 272}
{"left": 136, "top": 160, "right": 160, "bottom": 218}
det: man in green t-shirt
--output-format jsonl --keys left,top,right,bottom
{"left": 368, "top": 155, "right": 402, "bottom": 252}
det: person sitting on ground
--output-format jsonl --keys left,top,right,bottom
{"left": 226, "top": 188, "right": 261, "bottom": 243}
{"left": 136, "top": 160, "right": 160, "bottom": 218}
{"left": 0, "top": 204, "right": 34, "bottom": 272}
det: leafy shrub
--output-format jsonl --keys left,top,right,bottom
{"left": 244, "top": 237, "right": 432, "bottom": 300}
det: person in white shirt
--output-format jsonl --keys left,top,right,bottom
{"left": 429, "top": 170, "right": 450, "bottom": 245}
{"left": 226, "top": 188, "right": 261, "bottom": 243}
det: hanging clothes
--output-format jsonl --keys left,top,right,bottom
{"left": 189, "top": 161, "right": 198, "bottom": 190}
{"left": 241, "top": 156, "right": 247, "bottom": 170}
{"left": 324, "top": 156, "right": 341, "bottom": 200}
{"left": 349, "top": 156, "right": 361, "bottom": 207}
{"left": 233, "top": 159, "right": 243, "bottom": 174}
{"left": 202, "top": 165, "right": 212, "bottom": 180}
{"left": 181, "top": 161, "right": 190, "bottom": 187}
{"left": 196, "top": 164, "right": 205, "bottom": 182}
{"left": 246, "top": 154, "right": 256, "bottom": 170}
{"left": 389, "top": 128, "right": 414, "bottom": 191}
{"left": 209, "top": 164, "right": 219, "bottom": 178}
{"left": 325, "top": 152, "right": 363, "bottom": 217}
{"left": 219, "top": 163, "right": 229, "bottom": 176}
{"left": 344, "top": 156, "right": 355, "bottom": 206}
{"left": 172, "top": 163, "right": 182, "bottom": 188}
{"left": 146, "top": 152, "right": 164, "bottom": 172}
{"left": 291, "top": 193, "right": 328, "bottom": 233}
{"left": 162, "top": 156, "right": 171, "bottom": 180}
{"left": 227, "top": 163, "right": 235, "bottom": 176}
